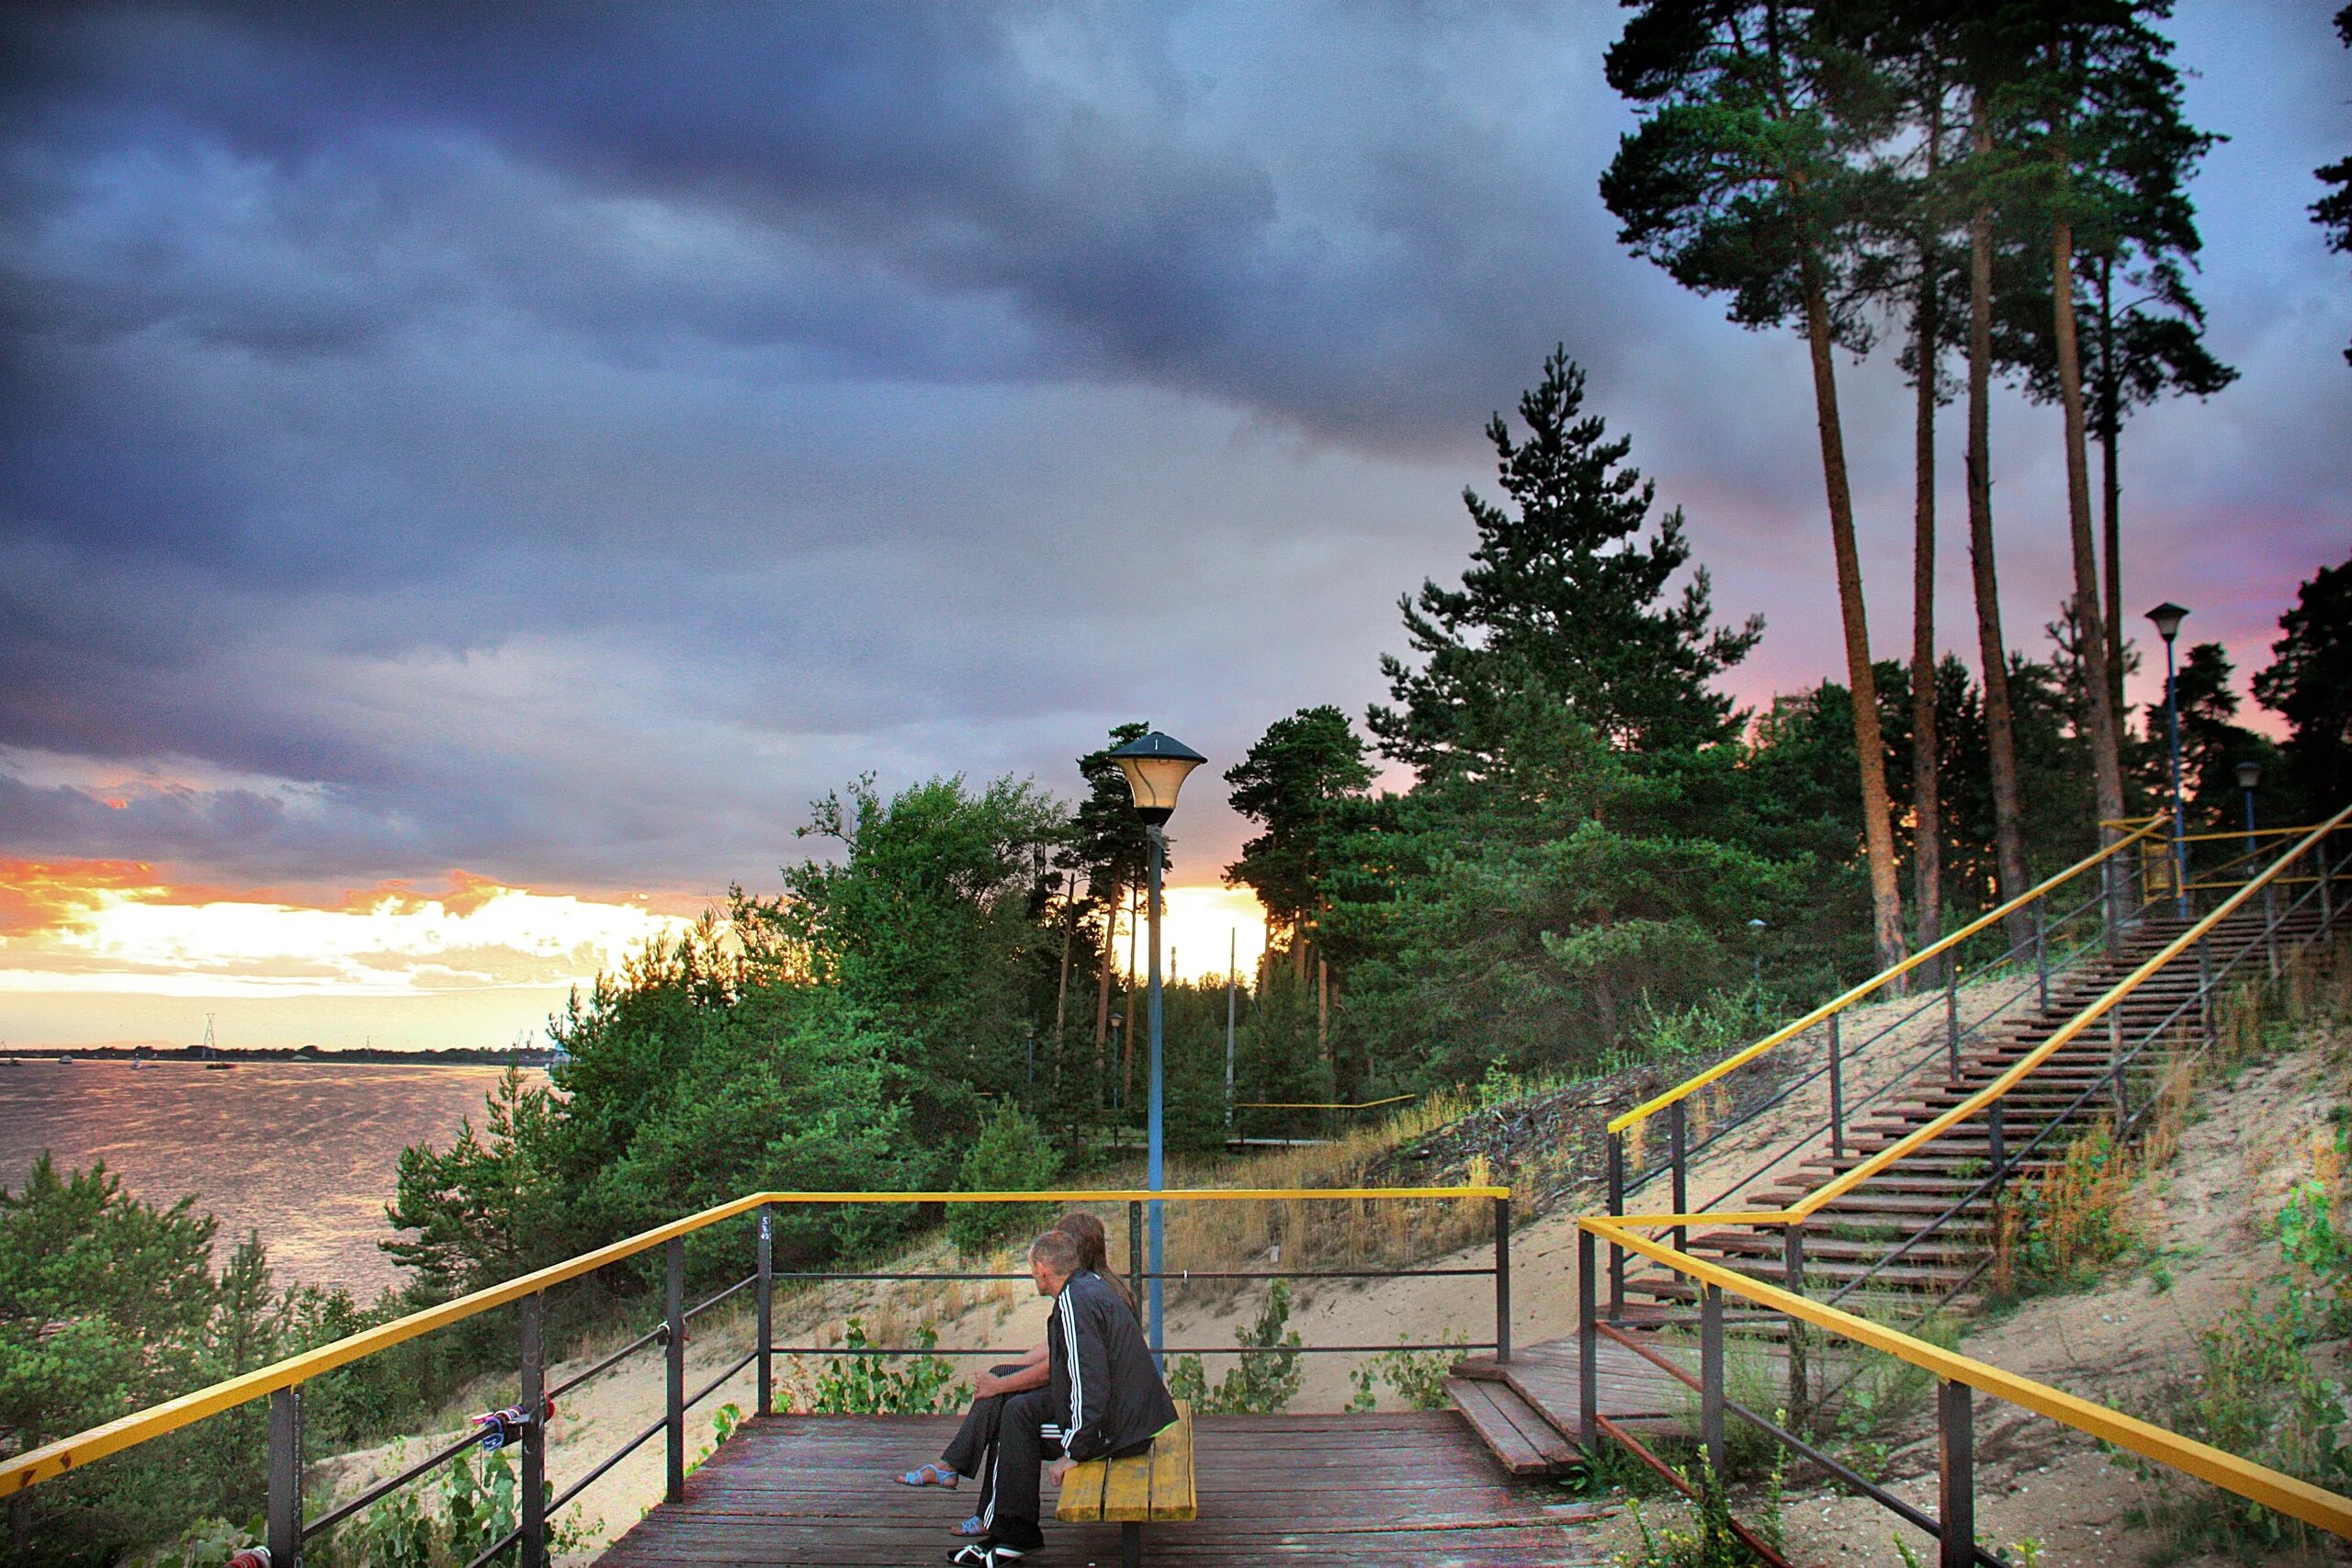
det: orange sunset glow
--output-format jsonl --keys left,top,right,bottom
{"left": 0, "top": 859, "right": 1267, "bottom": 1048}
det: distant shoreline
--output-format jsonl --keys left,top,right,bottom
{"left": 0, "top": 1046, "right": 560, "bottom": 1066}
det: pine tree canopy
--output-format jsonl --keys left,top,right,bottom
{"left": 1368, "top": 347, "right": 1761, "bottom": 778}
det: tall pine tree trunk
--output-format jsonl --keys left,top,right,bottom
{"left": 2052, "top": 219, "right": 2129, "bottom": 847}
{"left": 2096, "top": 255, "right": 2126, "bottom": 732}
{"left": 1801, "top": 260, "right": 1907, "bottom": 976}
{"left": 1910, "top": 92, "right": 1945, "bottom": 964}
{"left": 1092, "top": 879, "right": 1118, "bottom": 1103}
{"left": 1967, "top": 97, "right": 2031, "bottom": 931}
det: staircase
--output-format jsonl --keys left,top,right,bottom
{"left": 1620, "top": 907, "right": 2320, "bottom": 1314}
{"left": 1442, "top": 892, "right": 2335, "bottom": 1477}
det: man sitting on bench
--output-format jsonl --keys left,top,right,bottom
{"left": 953, "top": 1227, "right": 1178, "bottom": 1565}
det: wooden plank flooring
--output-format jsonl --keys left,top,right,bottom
{"left": 591, "top": 1412, "right": 1611, "bottom": 1565}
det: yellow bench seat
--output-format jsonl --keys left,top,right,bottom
{"left": 1055, "top": 1401, "right": 1194, "bottom": 1563}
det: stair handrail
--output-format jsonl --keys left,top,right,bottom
{"left": 1615, "top": 803, "right": 2350, "bottom": 1228}
{"left": 1577, "top": 1213, "right": 2352, "bottom": 1540}
{"left": 1608, "top": 814, "right": 2174, "bottom": 1138}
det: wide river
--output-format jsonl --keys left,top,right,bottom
{"left": 0, "top": 1061, "right": 535, "bottom": 1298}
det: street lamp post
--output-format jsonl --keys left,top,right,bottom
{"left": 2147, "top": 602, "right": 2190, "bottom": 919}
{"left": 1108, "top": 729, "right": 1206, "bottom": 1362}
{"left": 2236, "top": 758, "right": 2263, "bottom": 868}
{"left": 1747, "top": 919, "right": 1767, "bottom": 1022}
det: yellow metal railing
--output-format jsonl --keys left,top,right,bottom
{"left": 1611, "top": 805, "right": 2349, "bottom": 1229}
{"left": 1610, "top": 815, "right": 2174, "bottom": 1138}
{"left": 0, "top": 1183, "right": 1507, "bottom": 1497}
{"left": 1577, "top": 1215, "right": 2352, "bottom": 1540}
{"left": 1575, "top": 809, "right": 2352, "bottom": 1547}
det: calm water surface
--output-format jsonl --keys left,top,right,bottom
{"left": 0, "top": 1062, "right": 534, "bottom": 1297}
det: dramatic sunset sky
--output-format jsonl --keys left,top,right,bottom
{"left": 3, "top": 2, "right": 2346, "bottom": 1050}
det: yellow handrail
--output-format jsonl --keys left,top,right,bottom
{"left": 2173, "top": 823, "right": 2333, "bottom": 845}
{"left": 1580, "top": 1216, "right": 2352, "bottom": 1539}
{"left": 0, "top": 1184, "right": 1504, "bottom": 1495}
{"left": 1609, "top": 815, "right": 2174, "bottom": 1135}
{"left": 1611, "top": 804, "right": 2351, "bottom": 1229}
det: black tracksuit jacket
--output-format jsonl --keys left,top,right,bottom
{"left": 1044, "top": 1269, "right": 1178, "bottom": 1461}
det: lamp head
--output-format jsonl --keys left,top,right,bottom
{"left": 2144, "top": 601, "right": 2188, "bottom": 644}
{"left": 2235, "top": 759, "right": 2263, "bottom": 792}
{"left": 1107, "top": 730, "right": 1205, "bottom": 826}
{"left": 1747, "top": 918, "right": 1768, "bottom": 931}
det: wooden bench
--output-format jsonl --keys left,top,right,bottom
{"left": 1054, "top": 1400, "right": 1195, "bottom": 1566}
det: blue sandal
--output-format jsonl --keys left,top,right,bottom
{"left": 950, "top": 1515, "right": 988, "bottom": 1537}
{"left": 896, "top": 1463, "right": 959, "bottom": 1488}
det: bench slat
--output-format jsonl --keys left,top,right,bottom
{"left": 1055, "top": 1401, "right": 1196, "bottom": 1525}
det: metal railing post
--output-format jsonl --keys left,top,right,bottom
{"left": 1127, "top": 1201, "right": 1145, "bottom": 1339}
{"left": 1700, "top": 1282, "right": 1725, "bottom": 1481}
{"left": 1668, "top": 1100, "right": 1689, "bottom": 1255}
{"left": 2032, "top": 901, "right": 2050, "bottom": 1013}
{"left": 1605, "top": 1134, "right": 1625, "bottom": 1322}
{"left": 1945, "top": 957, "right": 1961, "bottom": 1082}
{"left": 2109, "top": 1012, "right": 2129, "bottom": 1123}
{"left": 665, "top": 1236, "right": 685, "bottom": 1503}
{"left": 2321, "top": 839, "right": 2335, "bottom": 931}
{"left": 755, "top": 1206, "right": 775, "bottom": 1417}
{"left": 2197, "top": 933, "right": 2216, "bottom": 1050}
{"left": 267, "top": 1385, "right": 302, "bottom": 1568}
{"left": 520, "top": 1292, "right": 546, "bottom": 1568}
{"left": 1492, "top": 1195, "right": 1512, "bottom": 1365}
{"left": 1938, "top": 1379, "right": 1974, "bottom": 1568}
{"left": 1576, "top": 1229, "right": 1598, "bottom": 1447}
{"left": 1827, "top": 1014, "right": 1846, "bottom": 1160}
{"left": 1782, "top": 1224, "right": 1808, "bottom": 1427}
{"left": 1986, "top": 1102, "right": 2006, "bottom": 1191}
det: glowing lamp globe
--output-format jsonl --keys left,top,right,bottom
{"left": 2235, "top": 759, "right": 2263, "bottom": 792}
{"left": 2144, "top": 602, "right": 2188, "bottom": 644}
{"left": 1108, "top": 731, "right": 1205, "bottom": 826}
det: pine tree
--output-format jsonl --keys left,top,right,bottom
{"left": 1602, "top": 2, "right": 1911, "bottom": 971}
{"left": 1367, "top": 347, "right": 1760, "bottom": 779}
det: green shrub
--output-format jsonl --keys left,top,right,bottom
{"left": 797, "top": 1321, "right": 965, "bottom": 1415}
{"left": 1165, "top": 1281, "right": 1304, "bottom": 1414}
{"left": 948, "top": 1103, "right": 1063, "bottom": 1256}
{"left": 1343, "top": 1334, "right": 1464, "bottom": 1412}
{"left": 2119, "top": 1287, "right": 2352, "bottom": 1556}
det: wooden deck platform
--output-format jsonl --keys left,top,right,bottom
{"left": 591, "top": 1412, "right": 1612, "bottom": 1566}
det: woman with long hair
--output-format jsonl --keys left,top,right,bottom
{"left": 896, "top": 1210, "right": 1138, "bottom": 1537}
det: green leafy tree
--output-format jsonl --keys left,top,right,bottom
{"left": 2253, "top": 556, "right": 2352, "bottom": 814}
{"left": 1225, "top": 705, "right": 1373, "bottom": 965}
{"left": 1061, "top": 723, "right": 1156, "bottom": 1103}
{"left": 3, "top": 1162, "right": 403, "bottom": 1567}
{"left": 1602, "top": 4, "right": 1911, "bottom": 970}
{"left": 949, "top": 1103, "right": 1064, "bottom": 1255}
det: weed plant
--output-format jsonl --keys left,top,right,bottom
{"left": 786, "top": 1320, "right": 965, "bottom": 1415}
{"left": 1166, "top": 1280, "right": 1305, "bottom": 1414}
{"left": 1343, "top": 1333, "right": 1464, "bottom": 1412}
{"left": 1613, "top": 1452, "right": 1785, "bottom": 1568}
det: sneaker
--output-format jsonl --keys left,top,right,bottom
{"left": 945, "top": 1541, "right": 1026, "bottom": 1564}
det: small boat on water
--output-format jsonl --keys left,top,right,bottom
{"left": 205, "top": 1061, "right": 236, "bottom": 1070}
{"left": 55, "top": 1055, "right": 73, "bottom": 1065}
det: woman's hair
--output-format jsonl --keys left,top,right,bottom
{"left": 1051, "top": 1210, "right": 1134, "bottom": 1310}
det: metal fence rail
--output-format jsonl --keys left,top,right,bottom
{"left": 1, "top": 1184, "right": 1509, "bottom": 1568}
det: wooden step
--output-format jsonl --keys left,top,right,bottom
{"left": 1445, "top": 1376, "right": 1578, "bottom": 1475}
{"left": 1691, "top": 1229, "right": 1979, "bottom": 1266}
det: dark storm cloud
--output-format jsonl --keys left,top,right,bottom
{"left": 0, "top": 0, "right": 2344, "bottom": 895}
{"left": 2, "top": 1, "right": 1637, "bottom": 442}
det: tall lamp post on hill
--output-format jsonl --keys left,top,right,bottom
{"left": 1109, "top": 728, "right": 1206, "bottom": 1361}
{"left": 2147, "top": 602, "right": 2189, "bottom": 918}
